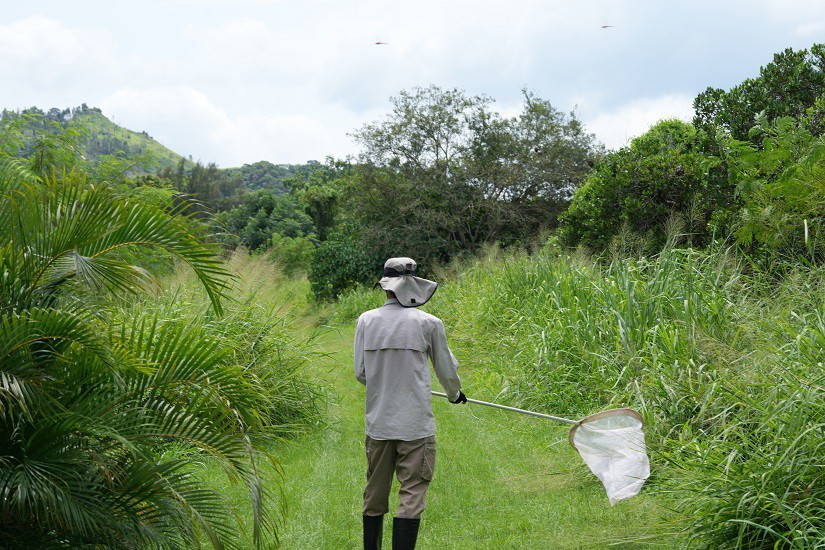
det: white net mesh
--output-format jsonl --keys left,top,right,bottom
{"left": 569, "top": 409, "right": 650, "bottom": 505}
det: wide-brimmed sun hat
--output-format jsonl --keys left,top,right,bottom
{"left": 377, "top": 257, "right": 438, "bottom": 308}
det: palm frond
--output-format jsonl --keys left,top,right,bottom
{"left": 0, "top": 307, "right": 117, "bottom": 377}
{"left": 1, "top": 163, "right": 282, "bottom": 548}
{"left": 3, "top": 170, "right": 231, "bottom": 314}
{"left": 0, "top": 157, "right": 39, "bottom": 240}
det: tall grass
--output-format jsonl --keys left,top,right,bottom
{"left": 328, "top": 284, "right": 386, "bottom": 325}
{"left": 117, "top": 248, "right": 326, "bottom": 438}
{"left": 419, "top": 240, "right": 825, "bottom": 548}
{"left": 109, "top": 250, "right": 333, "bottom": 547}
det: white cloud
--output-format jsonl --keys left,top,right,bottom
{"left": 99, "top": 86, "right": 233, "bottom": 159}
{"left": 2, "top": 2, "right": 815, "bottom": 166}
{"left": 183, "top": 15, "right": 352, "bottom": 84}
{"left": 759, "top": 0, "right": 825, "bottom": 20}
{"left": 171, "top": 0, "right": 287, "bottom": 5}
{"left": 794, "top": 22, "right": 825, "bottom": 36}
{"left": 0, "top": 16, "right": 114, "bottom": 82}
{"left": 99, "top": 86, "right": 364, "bottom": 166}
{"left": 584, "top": 95, "right": 695, "bottom": 151}
{"left": 221, "top": 111, "right": 361, "bottom": 165}
{"left": 185, "top": 18, "right": 283, "bottom": 75}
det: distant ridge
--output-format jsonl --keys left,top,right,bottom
{"left": 75, "top": 107, "right": 193, "bottom": 172}
{"left": 1, "top": 104, "right": 194, "bottom": 174}
{"left": 2, "top": 105, "right": 318, "bottom": 191}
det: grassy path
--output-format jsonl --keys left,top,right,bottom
{"left": 272, "top": 324, "right": 672, "bottom": 549}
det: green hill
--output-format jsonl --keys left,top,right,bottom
{"left": 75, "top": 106, "right": 191, "bottom": 172}
{"left": 1, "top": 104, "right": 193, "bottom": 174}
{"left": 0, "top": 105, "right": 329, "bottom": 186}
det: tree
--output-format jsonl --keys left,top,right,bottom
{"left": 350, "top": 86, "right": 493, "bottom": 263}
{"left": 467, "top": 90, "right": 603, "bottom": 243}
{"left": 216, "top": 188, "right": 316, "bottom": 250}
{"left": 158, "top": 160, "right": 244, "bottom": 214}
{"left": 300, "top": 182, "right": 339, "bottom": 242}
{"left": 694, "top": 44, "right": 825, "bottom": 142}
{"left": 559, "top": 120, "right": 719, "bottom": 251}
{"left": 309, "top": 224, "right": 378, "bottom": 300}
{"left": 347, "top": 85, "right": 601, "bottom": 270}
{"left": 283, "top": 159, "right": 348, "bottom": 242}
{"left": 1, "top": 109, "right": 86, "bottom": 178}
{"left": 0, "top": 163, "right": 279, "bottom": 547}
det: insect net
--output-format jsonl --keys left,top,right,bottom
{"left": 568, "top": 408, "right": 650, "bottom": 505}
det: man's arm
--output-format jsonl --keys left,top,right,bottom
{"left": 429, "top": 319, "right": 462, "bottom": 401}
{"left": 354, "top": 316, "right": 366, "bottom": 386}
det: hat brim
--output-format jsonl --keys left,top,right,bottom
{"left": 378, "top": 275, "right": 438, "bottom": 308}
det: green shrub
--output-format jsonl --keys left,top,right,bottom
{"left": 308, "top": 229, "right": 381, "bottom": 300}
{"left": 267, "top": 232, "right": 316, "bottom": 275}
{"left": 558, "top": 119, "right": 723, "bottom": 252}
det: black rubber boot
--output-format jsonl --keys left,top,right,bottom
{"left": 363, "top": 514, "right": 384, "bottom": 549}
{"left": 392, "top": 517, "right": 421, "bottom": 550}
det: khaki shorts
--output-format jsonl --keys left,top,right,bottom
{"left": 363, "top": 435, "right": 436, "bottom": 519}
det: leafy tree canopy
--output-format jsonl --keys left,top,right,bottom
{"left": 223, "top": 160, "right": 322, "bottom": 193}
{"left": 342, "top": 85, "right": 602, "bottom": 276}
{"left": 693, "top": 44, "right": 825, "bottom": 142}
{"left": 559, "top": 119, "right": 719, "bottom": 251}
{"left": 216, "top": 188, "right": 316, "bottom": 250}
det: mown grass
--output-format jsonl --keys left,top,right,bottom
{"left": 269, "top": 324, "right": 674, "bottom": 549}
{"left": 280, "top": 252, "right": 677, "bottom": 548}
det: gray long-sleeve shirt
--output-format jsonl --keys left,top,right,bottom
{"left": 354, "top": 298, "right": 462, "bottom": 440}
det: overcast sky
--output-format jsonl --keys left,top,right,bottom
{"left": 2, "top": 1, "right": 824, "bottom": 167}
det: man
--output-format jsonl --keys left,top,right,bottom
{"left": 355, "top": 257, "right": 467, "bottom": 550}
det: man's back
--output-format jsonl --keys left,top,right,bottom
{"left": 355, "top": 298, "right": 461, "bottom": 440}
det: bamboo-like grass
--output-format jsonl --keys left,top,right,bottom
{"left": 419, "top": 240, "right": 825, "bottom": 548}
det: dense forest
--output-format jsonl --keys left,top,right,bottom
{"left": 1, "top": 43, "right": 824, "bottom": 548}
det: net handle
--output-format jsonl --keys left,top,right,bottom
{"left": 431, "top": 391, "right": 579, "bottom": 425}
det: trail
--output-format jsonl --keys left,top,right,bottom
{"left": 274, "top": 325, "right": 668, "bottom": 549}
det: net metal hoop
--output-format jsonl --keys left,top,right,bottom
{"left": 568, "top": 407, "right": 644, "bottom": 450}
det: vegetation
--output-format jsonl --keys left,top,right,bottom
{"left": 268, "top": 307, "right": 671, "bottom": 549}
{"left": 223, "top": 160, "right": 322, "bottom": 193}
{"left": 0, "top": 136, "right": 320, "bottom": 546}
{"left": 319, "top": 43, "right": 825, "bottom": 548}
{"left": 1, "top": 104, "right": 191, "bottom": 174}
{"left": 308, "top": 86, "right": 603, "bottom": 299}
{"left": 560, "top": 43, "right": 825, "bottom": 265}
{"left": 331, "top": 241, "right": 824, "bottom": 548}
{"left": 215, "top": 189, "right": 315, "bottom": 250}
{"left": 693, "top": 45, "right": 825, "bottom": 142}
{"left": 558, "top": 119, "right": 718, "bottom": 251}
{"left": 3, "top": 40, "right": 825, "bottom": 549}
